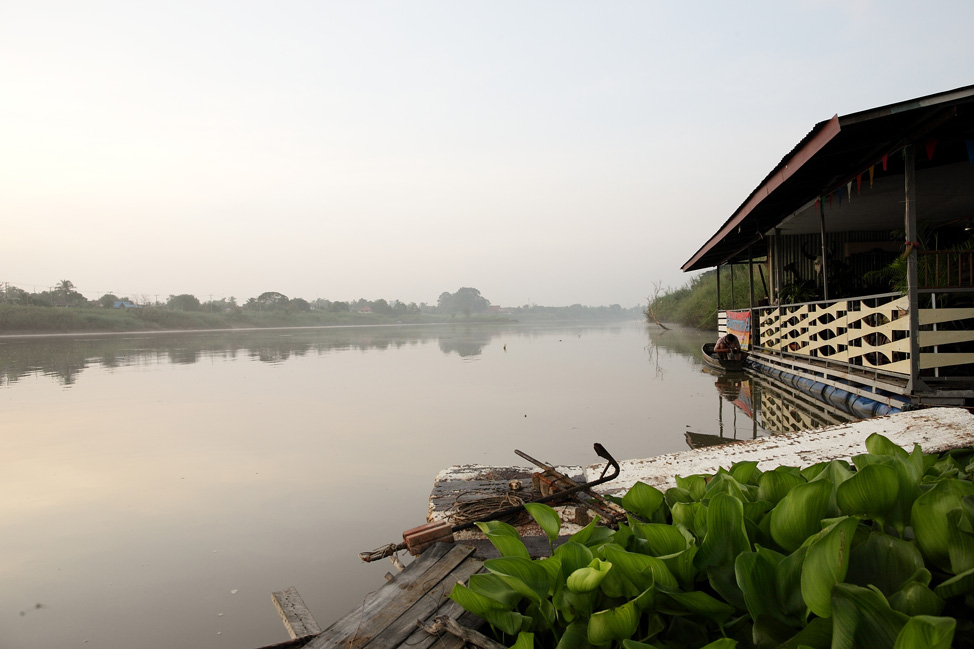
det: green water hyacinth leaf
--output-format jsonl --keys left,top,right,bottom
{"left": 535, "top": 556, "right": 563, "bottom": 590}
{"left": 705, "top": 469, "right": 749, "bottom": 501}
{"left": 736, "top": 546, "right": 786, "bottom": 624}
{"left": 556, "top": 622, "right": 594, "bottom": 649}
{"left": 621, "top": 481, "right": 665, "bottom": 519}
{"left": 467, "top": 573, "right": 522, "bottom": 609}
{"left": 450, "top": 582, "right": 506, "bottom": 616}
{"left": 484, "top": 556, "right": 550, "bottom": 604}
{"left": 604, "top": 543, "right": 677, "bottom": 591}
{"left": 757, "top": 469, "right": 806, "bottom": 506}
{"left": 946, "top": 508, "right": 974, "bottom": 574}
{"left": 845, "top": 530, "right": 925, "bottom": 598}
{"left": 587, "top": 601, "right": 639, "bottom": 646}
{"left": 510, "top": 630, "right": 534, "bottom": 649}
{"left": 696, "top": 492, "right": 750, "bottom": 570}
{"left": 830, "top": 584, "right": 907, "bottom": 649}
{"left": 888, "top": 580, "right": 944, "bottom": 617}
{"left": 730, "top": 460, "right": 762, "bottom": 485}
{"left": 770, "top": 479, "right": 832, "bottom": 552}
{"left": 475, "top": 521, "right": 531, "bottom": 559}
{"left": 621, "top": 640, "right": 659, "bottom": 649}
{"left": 669, "top": 502, "right": 700, "bottom": 536}
{"left": 665, "top": 486, "right": 694, "bottom": 508}
{"left": 567, "top": 559, "right": 612, "bottom": 593}
{"left": 658, "top": 589, "right": 736, "bottom": 624}
{"left": 866, "top": 432, "right": 908, "bottom": 458}
{"left": 630, "top": 521, "right": 689, "bottom": 556}
{"left": 892, "top": 615, "right": 955, "bottom": 649}
{"left": 556, "top": 541, "right": 595, "bottom": 578}
{"left": 911, "top": 478, "right": 974, "bottom": 572}
{"left": 777, "top": 616, "right": 832, "bottom": 649}
{"left": 836, "top": 463, "right": 899, "bottom": 521}
{"left": 699, "top": 639, "right": 738, "bottom": 649}
{"left": 676, "top": 474, "right": 708, "bottom": 501}
{"left": 801, "top": 516, "right": 859, "bottom": 618}
{"left": 933, "top": 566, "right": 974, "bottom": 599}
{"left": 661, "top": 544, "right": 698, "bottom": 591}
{"left": 524, "top": 502, "right": 561, "bottom": 544}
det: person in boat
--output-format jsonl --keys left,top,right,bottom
{"left": 713, "top": 333, "right": 742, "bottom": 361}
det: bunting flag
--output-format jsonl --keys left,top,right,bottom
{"left": 838, "top": 185, "right": 843, "bottom": 205}
{"left": 857, "top": 173, "right": 862, "bottom": 194}
{"left": 869, "top": 165, "right": 875, "bottom": 188}
{"left": 882, "top": 154, "right": 888, "bottom": 171}
{"left": 967, "top": 139, "right": 974, "bottom": 164}
{"left": 815, "top": 198, "right": 820, "bottom": 211}
{"left": 925, "top": 138, "right": 938, "bottom": 161}
{"left": 847, "top": 181, "right": 853, "bottom": 201}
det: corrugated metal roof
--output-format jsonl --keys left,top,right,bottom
{"left": 682, "top": 84, "right": 974, "bottom": 272}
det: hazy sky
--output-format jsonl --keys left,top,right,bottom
{"left": 3, "top": 1, "right": 973, "bottom": 307}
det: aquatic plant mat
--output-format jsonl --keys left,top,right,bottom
{"left": 445, "top": 411, "right": 974, "bottom": 649}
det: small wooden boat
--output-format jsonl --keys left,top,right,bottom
{"left": 702, "top": 342, "right": 748, "bottom": 373}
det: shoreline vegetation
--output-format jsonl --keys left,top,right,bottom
{"left": 646, "top": 266, "right": 767, "bottom": 330}
{"left": 0, "top": 283, "right": 641, "bottom": 335}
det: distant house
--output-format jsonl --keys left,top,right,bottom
{"left": 113, "top": 300, "right": 140, "bottom": 309}
{"left": 357, "top": 306, "right": 373, "bottom": 314}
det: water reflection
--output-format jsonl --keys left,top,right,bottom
{"left": 0, "top": 327, "right": 480, "bottom": 386}
{"left": 645, "top": 324, "right": 855, "bottom": 449}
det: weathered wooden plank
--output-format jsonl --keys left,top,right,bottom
{"left": 355, "top": 554, "right": 484, "bottom": 649}
{"left": 272, "top": 587, "right": 322, "bottom": 640}
{"left": 303, "top": 543, "right": 455, "bottom": 649}
{"left": 401, "top": 586, "right": 488, "bottom": 649}
{"left": 305, "top": 543, "right": 475, "bottom": 649}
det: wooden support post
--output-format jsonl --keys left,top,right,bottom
{"left": 272, "top": 587, "right": 322, "bottom": 640}
{"left": 748, "top": 245, "right": 755, "bottom": 348}
{"left": 820, "top": 199, "right": 829, "bottom": 301}
{"left": 904, "top": 144, "right": 926, "bottom": 395}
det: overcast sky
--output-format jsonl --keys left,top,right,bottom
{"left": 3, "top": 1, "right": 972, "bottom": 308}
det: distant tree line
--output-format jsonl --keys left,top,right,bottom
{"left": 1, "top": 281, "right": 641, "bottom": 323}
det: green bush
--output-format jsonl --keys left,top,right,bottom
{"left": 452, "top": 434, "right": 972, "bottom": 648}
{"left": 650, "top": 267, "right": 767, "bottom": 330}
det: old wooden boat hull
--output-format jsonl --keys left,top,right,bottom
{"left": 702, "top": 342, "right": 747, "bottom": 373}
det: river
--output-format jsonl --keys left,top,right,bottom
{"left": 0, "top": 321, "right": 844, "bottom": 648}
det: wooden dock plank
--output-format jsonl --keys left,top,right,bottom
{"left": 301, "top": 543, "right": 454, "bottom": 649}
{"left": 305, "top": 543, "right": 475, "bottom": 649}
{"left": 399, "top": 592, "right": 485, "bottom": 649}
{"left": 272, "top": 586, "right": 322, "bottom": 640}
{"left": 356, "top": 555, "right": 483, "bottom": 649}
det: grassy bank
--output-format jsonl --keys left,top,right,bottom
{"left": 0, "top": 304, "right": 516, "bottom": 335}
{"left": 649, "top": 266, "right": 767, "bottom": 330}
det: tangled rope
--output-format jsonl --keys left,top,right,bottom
{"left": 447, "top": 489, "right": 538, "bottom": 526}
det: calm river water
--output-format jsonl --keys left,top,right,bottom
{"left": 0, "top": 321, "right": 845, "bottom": 648}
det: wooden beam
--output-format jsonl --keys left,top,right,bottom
{"left": 272, "top": 586, "right": 322, "bottom": 640}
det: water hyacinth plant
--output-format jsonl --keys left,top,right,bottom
{"left": 449, "top": 433, "right": 974, "bottom": 649}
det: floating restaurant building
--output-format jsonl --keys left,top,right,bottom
{"left": 683, "top": 85, "right": 974, "bottom": 412}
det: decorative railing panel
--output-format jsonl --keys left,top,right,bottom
{"left": 747, "top": 292, "right": 974, "bottom": 381}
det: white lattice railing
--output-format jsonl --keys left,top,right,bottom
{"left": 745, "top": 293, "right": 974, "bottom": 378}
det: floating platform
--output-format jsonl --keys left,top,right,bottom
{"left": 428, "top": 407, "right": 974, "bottom": 528}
